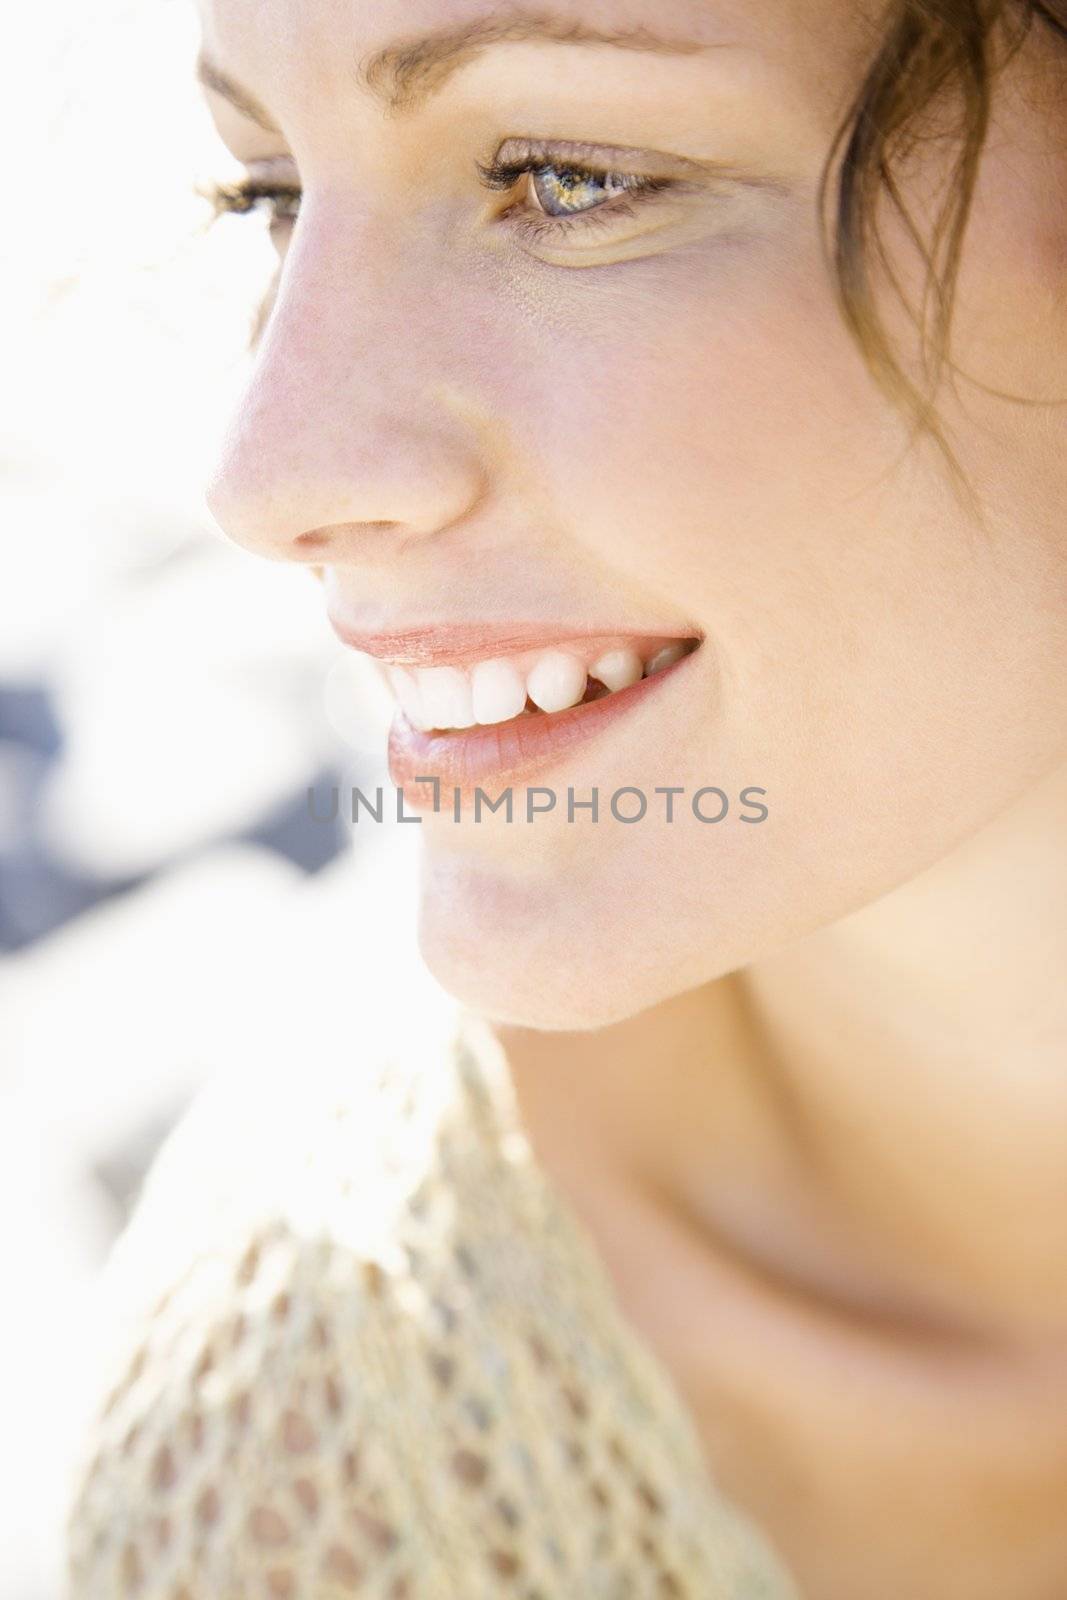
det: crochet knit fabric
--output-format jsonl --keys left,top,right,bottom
{"left": 67, "top": 1008, "right": 799, "bottom": 1599}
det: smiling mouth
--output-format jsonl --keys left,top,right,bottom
{"left": 381, "top": 635, "right": 700, "bottom": 733}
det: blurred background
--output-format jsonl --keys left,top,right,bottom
{"left": 1, "top": 3, "right": 423, "bottom": 1592}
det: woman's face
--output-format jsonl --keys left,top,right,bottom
{"left": 199, "top": 0, "right": 1067, "bottom": 1028}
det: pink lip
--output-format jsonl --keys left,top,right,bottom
{"left": 327, "top": 614, "right": 691, "bottom": 669}
{"left": 387, "top": 648, "right": 699, "bottom": 807}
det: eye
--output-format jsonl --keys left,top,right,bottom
{"left": 531, "top": 164, "right": 655, "bottom": 217}
{"left": 204, "top": 178, "right": 302, "bottom": 230}
{"left": 477, "top": 143, "right": 677, "bottom": 232}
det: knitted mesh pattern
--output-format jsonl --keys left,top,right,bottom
{"left": 67, "top": 1011, "right": 799, "bottom": 1600}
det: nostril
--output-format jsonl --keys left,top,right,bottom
{"left": 294, "top": 521, "right": 400, "bottom": 551}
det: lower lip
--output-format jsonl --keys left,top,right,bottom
{"left": 387, "top": 649, "right": 699, "bottom": 806}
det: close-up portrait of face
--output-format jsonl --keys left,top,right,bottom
{"left": 197, "top": 0, "right": 1067, "bottom": 1032}
{"left": 5, "top": 2, "right": 1067, "bottom": 1598}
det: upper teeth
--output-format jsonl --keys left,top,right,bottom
{"left": 527, "top": 650, "right": 589, "bottom": 713}
{"left": 384, "top": 640, "right": 695, "bottom": 732}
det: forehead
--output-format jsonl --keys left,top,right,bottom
{"left": 201, "top": 0, "right": 730, "bottom": 52}
{"left": 197, "top": 0, "right": 874, "bottom": 105}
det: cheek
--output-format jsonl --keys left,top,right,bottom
{"left": 495, "top": 235, "right": 1067, "bottom": 819}
{"left": 504, "top": 227, "right": 910, "bottom": 621}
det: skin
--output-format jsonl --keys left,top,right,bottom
{"left": 196, "top": 2, "right": 1067, "bottom": 1595}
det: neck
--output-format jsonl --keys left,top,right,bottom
{"left": 735, "top": 754, "right": 1067, "bottom": 1336}
{"left": 498, "top": 760, "right": 1067, "bottom": 1600}
{"left": 745, "top": 752, "right": 1067, "bottom": 1101}
{"left": 503, "top": 755, "right": 1067, "bottom": 1343}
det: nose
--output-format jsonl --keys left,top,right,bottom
{"left": 205, "top": 208, "right": 488, "bottom": 564}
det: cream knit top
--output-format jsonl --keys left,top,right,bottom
{"left": 66, "top": 1006, "right": 800, "bottom": 1598}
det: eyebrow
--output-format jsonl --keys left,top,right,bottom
{"left": 197, "top": 8, "right": 707, "bottom": 130}
{"left": 362, "top": 9, "right": 708, "bottom": 115}
{"left": 196, "top": 55, "right": 280, "bottom": 132}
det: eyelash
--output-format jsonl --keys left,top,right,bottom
{"left": 205, "top": 147, "right": 676, "bottom": 242}
{"left": 207, "top": 178, "right": 302, "bottom": 224}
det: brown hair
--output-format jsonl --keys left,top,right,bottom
{"left": 829, "top": 0, "right": 1067, "bottom": 443}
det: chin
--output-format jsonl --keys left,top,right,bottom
{"left": 418, "top": 930, "right": 650, "bottom": 1031}
{"left": 414, "top": 845, "right": 730, "bottom": 1032}
{"left": 425, "top": 960, "right": 607, "bottom": 1033}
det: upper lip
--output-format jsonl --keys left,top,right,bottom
{"left": 326, "top": 614, "right": 696, "bottom": 668}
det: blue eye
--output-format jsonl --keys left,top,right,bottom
{"left": 477, "top": 149, "right": 674, "bottom": 232}
{"left": 529, "top": 163, "right": 651, "bottom": 218}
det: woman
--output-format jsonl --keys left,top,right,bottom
{"left": 68, "top": 1, "right": 1067, "bottom": 1595}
